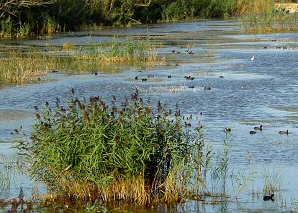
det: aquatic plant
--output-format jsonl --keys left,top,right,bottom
{"left": 0, "top": 37, "right": 161, "bottom": 85}
{"left": 234, "top": 168, "right": 257, "bottom": 198}
{"left": 262, "top": 168, "right": 283, "bottom": 195}
{"left": 14, "top": 89, "right": 212, "bottom": 209}
{"left": 210, "top": 138, "right": 230, "bottom": 196}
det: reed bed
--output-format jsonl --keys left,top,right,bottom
{"left": 13, "top": 89, "right": 213, "bottom": 210}
{"left": 0, "top": 37, "right": 162, "bottom": 85}
{"left": 239, "top": 0, "right": 298, "bottom": 32}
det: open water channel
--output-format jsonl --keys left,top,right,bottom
{"left": 1, "top": 19, "right": 298, "bottom": 212}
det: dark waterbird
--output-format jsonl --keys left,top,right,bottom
{"left": 263, "top": 194, "right": 275, "bottom": 201}
{"left": 279, "top": 130, "right": 289, "bottom": 135}
{"left": 172, "top": 49, "right": 181, "bottom": 54}
{"left": 250, "top": 130, "right": 257, "bottom": 134}
{"left": 254, "top": 125, "right": 263, "bottom": 131}
{"left": 184, "top": 76, "right": 195, "bottom": 80}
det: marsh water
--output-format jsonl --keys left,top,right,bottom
{"left": 1, "top": 19, "right": 298, "bottom": 212}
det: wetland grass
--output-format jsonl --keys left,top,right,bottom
{"left": 0, "top": 37, "right": 162, "bottom": 85}
{"left": 13, "top": 90, "right": 213, "bottom": 211}
{"left": 262, "top": 168, "right": 283, "bottom": 196}
{"left": 240, "top": 0, "right": 298, "bottom": 32}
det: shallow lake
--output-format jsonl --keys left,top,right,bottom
{"left": 1, "top": 19, "right": 298, "bottom": 212}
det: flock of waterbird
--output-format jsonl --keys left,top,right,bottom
{"left": 131, "top": 48, "right": 214, "bottom": 91}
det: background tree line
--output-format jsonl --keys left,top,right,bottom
{"left": 0, "top": 0, "right": 296, "bottom": 37}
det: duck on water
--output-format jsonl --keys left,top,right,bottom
{"left": 279, "top": 130, "right": 289, "bottom": 135}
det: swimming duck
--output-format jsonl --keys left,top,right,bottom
{"left": 224, "top": 128, "right": 231, "bottom": 132}
{"left": 184, "top": 76, "right": 195, "bottom": 80}
{"left": 279, "top": 130, "right": 289, "bottom": 135}
{"left": 250, "top": 130, "right": 257, "bottom": 134}
{"left": 263, "top": 194, "right": 275, "bottom": 201}
{"left": 254, "top": 125, "right": 263, "bottom": 131}
{"left": 251, "top": 55, "right": 255, "bottom": 61}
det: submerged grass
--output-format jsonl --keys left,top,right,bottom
{"left": 0, "top": 37, "right": 163, "bottom": 85}
{"left": 13, "top": 90, "right": 213, "bottom": 211}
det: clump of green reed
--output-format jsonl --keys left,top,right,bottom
{"left": 14, "top": 89, "right": 210, "bottom": 209}
{"left": 0, "top": 37, "right": 162, "bottom": 85}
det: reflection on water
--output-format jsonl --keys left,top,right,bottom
{"left": 1, "top": 20, "right": 298, "bottom": 212}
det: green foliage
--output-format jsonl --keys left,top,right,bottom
{"left": 0, "top": 0, "right": 243, "bottom": 37}
{"left": 14, "top": 90, "right": 210, "bottom": 205}
{"left": 2, "top": 0, "right": 296, "bottom": 37}
{"left": 161, "top": 0, "right": 239, "bottom": 20}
